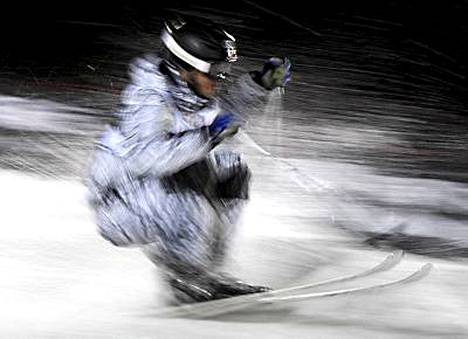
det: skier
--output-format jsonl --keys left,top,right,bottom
{"left": 87, "top": 16, "right": 292, "bottom": 304}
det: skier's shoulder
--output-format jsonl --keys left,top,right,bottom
{"left": 119, "top": 54, "right": 168, "bottom": 107}
{"left": 127, "top": 54, "right": 168, "bottom": 95}
{"left": 129, "top": 53, "right": 163, "bottom": 76}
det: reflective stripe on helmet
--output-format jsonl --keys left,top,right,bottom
{"left": 161, "top": 27, "right": 212, "bottom": 73}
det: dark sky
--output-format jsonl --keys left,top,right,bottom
{"left": 1, "top": 1, "right": 468, "bottom": 75}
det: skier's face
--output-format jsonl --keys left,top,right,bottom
{"left": 185, "top": 70, "right": 217, "bottom": 99}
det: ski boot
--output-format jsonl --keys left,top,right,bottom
{"left": 210, "top": 274, "right": 271, "bottom": 299}
{"left": 167, "top": 275, "right": 271, "bottom": 304}
{"left": 168, "top": 277, "right": 217, "bottom": 304}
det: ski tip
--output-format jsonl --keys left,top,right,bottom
{"left": 381, "top": 250, "right": 404, "bottom": 269}
{"left": 405, "top": 262, "right": 434, "bottom": 283}
{"left": 420, "top": 262, "right": 434, "bottom": 274}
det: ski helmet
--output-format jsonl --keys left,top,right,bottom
{"left": 161, "top": 16, "right": 238, "bottom": 79}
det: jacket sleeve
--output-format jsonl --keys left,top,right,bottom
{"left": 220, "top": 73, "right": 272, "bottom": 124}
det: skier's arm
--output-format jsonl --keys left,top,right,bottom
{"left": 222, "top": 57, "right": 291, "bottom": 137}
{"left": 220, "top": 57, "right": 292, "bottom": 126}
{"left": 220, "top": 73, "right": 271, "bottom": 124}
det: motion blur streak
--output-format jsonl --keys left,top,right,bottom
{"left": 1, "top": 1, "right": 468, "bottom": 337}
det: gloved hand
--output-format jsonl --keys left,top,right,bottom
{"left": 254, "top": 57, "right": 292, "bottom": 90}
{"left": 208, "top": 113, "right": 240, "bottom": 148}
{"left": 209, "top": 113, "right": 235, "bottom": 136}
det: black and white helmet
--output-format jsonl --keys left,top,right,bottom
{"left": 161, "top": 16, "right": 238, "bottom": 79}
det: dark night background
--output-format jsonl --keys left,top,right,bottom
{"left": 2, "top": 0, "right": 468, "bottom": 176}
{"left": 2, "top": 1, "right": 468, "bottom": 77}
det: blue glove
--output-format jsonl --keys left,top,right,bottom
{"left": 209, "top": 113, "right": 235, "bottom": 136}
{"left": 256, "top": 57, "right": 292, "bottom": 90}
{"left": 208, "top": 113, "right": 240, "bottom": 148}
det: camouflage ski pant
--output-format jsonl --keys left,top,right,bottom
{"left": 90, "top": 151, "right": 251, "bottom": 278}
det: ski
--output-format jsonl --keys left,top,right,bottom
{"left": 261, "top": 262, "right": 433, "bottom": 303}
{"left": 157, "top": 250, "right": 405, "bottom": 318}
{"left": 169, "top": 262, "right": 433, "bottom": 318}
{"left": 271, "top": 250, "right": 404, "bottom": 293}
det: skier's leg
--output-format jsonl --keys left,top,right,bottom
{"left": 201, "top": 151, "right": 272, "bottom": 297}
{"left": 88, "top": 151, "right": 267, "bottom": 303}
{"left": 140, "top": 156, "right": 268, "bottom": 304}
{"left": 91, "top": 165, "right": 222, "bottom": 303}
{"left": 208, "top": 151, "right": 251, "bottom": 268}
{"left": 141, "top": 186, "right": 269, "bottom": 304}
{"left": 141, "top": 187, "right": 223, "bottom": 303}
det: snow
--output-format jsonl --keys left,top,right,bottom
{"left": 1, "top": 166, "right": 468, "bottom": 337}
